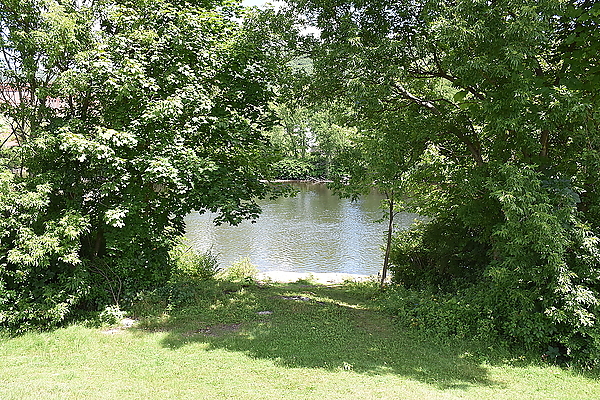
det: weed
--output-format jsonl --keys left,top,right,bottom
{"left": 294, "top": 273, "right": 317, "bottom": 285}
{"left": 171, "top": 243, "right": 221, "bottom": 281}
{"left": 98, "top": 305, "right": 126, "bottom": 326}
{"left": 218, "top": 257, "right": 259, "bottom": 283}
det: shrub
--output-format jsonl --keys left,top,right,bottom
{"left": 0, "top": 171, "right": 92, "bottom": 332}
{"left": 83, "top": 237, "right": 174, "bottom": 310}
{"left": 271, "top": 157, "right": 315, "bottom": 180}
{"left": 0, "top": 170, "right": 180, "bottom": 331}
{"left": 376, "top": 286, "right": 501, "bottom": 344}
{"left": 386, "top": 163, "right": 600, "bottom": 367}
{"left": 219, "top": 257, "right": 258, "bottom": 283}
{"left": 171, "top": 243, "right": 221, "bottom": 282}
{"left": 130, "top": 289, "right": 169, "bottom": 318}
{"left": 389, "top": 218, "right": 490, "bottom": 290}
{"left": 98, "top": 305, "right": 127, "bottom": 326}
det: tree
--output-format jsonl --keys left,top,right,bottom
{"left": 0, "top": 0, "right": 92, "bottom": 150}
{"left": 289, "top": 0, "right": 600, "bottom": 363}
{"left": 328, "top": 111, "right": 425, "bottom": 286}
{"left": 268, "top": 102, "right": 355, "bottom": 179}
{"left": 0, "top": 0, "right": 96, "bottom": 330}
{"left": 0, "top": 0, "right": 284, "bottom": 329}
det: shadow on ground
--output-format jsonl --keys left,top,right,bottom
{"left": 136, "top": 282, "right": 502, "bottom": 390}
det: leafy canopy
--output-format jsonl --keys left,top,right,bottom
{"left": 0, "top": 0, "right": 287, "bottom": 329}
{"left": 289, "top": 0, "right": 600, "bottom": 364}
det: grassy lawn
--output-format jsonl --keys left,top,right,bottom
{"left": 1, "top": 280, "right": 599, "bottom": 399}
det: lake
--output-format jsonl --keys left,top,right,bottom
{"left": 184, "top": 182, "right": 419, "bottom": 276}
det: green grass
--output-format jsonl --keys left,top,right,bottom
{"left": 1, "top": 280, "right": 599, "bottom": 399}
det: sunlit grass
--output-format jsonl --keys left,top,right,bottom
{"left": 0, "top": 280, "right": 598, "bottom": 399}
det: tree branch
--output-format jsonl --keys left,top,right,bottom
{"left": 391, "top": 82, "right": 442, "bottom": 115}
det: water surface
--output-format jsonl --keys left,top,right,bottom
{"left": 185, "top": 183, "right": 418, "bottom": 275}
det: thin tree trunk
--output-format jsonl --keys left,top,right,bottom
{"left": 540, "top": 129, "right": 549, "bottom": 158}
{"left": 93, "top": 229, "right": 104, "bottom": 259}
{"left": 381, "top": 194, "right": 395, "bottom": 287}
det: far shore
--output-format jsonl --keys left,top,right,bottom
{"left": 256, "top": 270, "right": 376, "bottom": 284}
{"left": 260, "top": 179, "right": 334, "bottom": 184}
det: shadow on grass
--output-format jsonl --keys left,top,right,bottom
{"left": 138, "top": 282, "right": 502, "bottom": 390}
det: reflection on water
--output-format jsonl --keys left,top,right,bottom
{"left": 184, "top": 183, "right": 419, "bottom": 275}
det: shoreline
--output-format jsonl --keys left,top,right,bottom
{"left": 260, "top": 179, "right": 334, "bottom": 184}
{"left": 255, "top": 271, "right": 375, "bottom": 284}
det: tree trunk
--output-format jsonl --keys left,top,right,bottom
{"left": 539, "top": 129, "right": 549, "bottom": 158}
{"left": 381, "top": 193, "right": 395, "bottom": 287}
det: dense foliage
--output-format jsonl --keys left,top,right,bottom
{"left": 3, "top": 0, "right": 600, "bottom": 368}
{"left": 267, "top": 102, "right": 356, "bottom": 180}
{"left": 290, "top": 0, "right": 600, "bottom": 365}
{"left": 0, "top": 0, "right": 285, "bottom": 330}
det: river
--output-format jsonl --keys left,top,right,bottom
{"left": 184, "top": 182, "right": 419, "bottom": 276}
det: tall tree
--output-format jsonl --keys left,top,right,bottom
{"left": 0, "top": 0, "right": 285, "bottom": 329}
{"left": 290, "top": 0, "right": 600, "bottom": 361}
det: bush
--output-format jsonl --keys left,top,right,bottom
{"left": 83, "top": 237, "right": 174, "bottom": 310}
{"left": 98, "top": 305, "right": 127, "bottom": 326}
{"left": 271, "top": 157, "right": 315, "bottom": 180}
{"left": 389, "top": 218, "right": 490, "bottom": 290}
{"left": 0, "top": 170, "right": 184, "bottom": 331}
{"left": 219, "top": 257, "right": 258, "bottom": 283}
{"left": 386, "top": 163, "right": 600, "bottom": 367}
{"left": 0, "top": 171, "right": 92, "bottom": 332}
{"left": 376, "top": 286, "right": 501, "bottom": 344}
{"left": 130, "top": 289, "right": 169, "bottom": 318}
{"left": 171, "top": 244, "right": 221, "bottom": 282}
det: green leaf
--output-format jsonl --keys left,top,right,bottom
{"left": 453, "top": 90, "right": 468, "bottom": 103}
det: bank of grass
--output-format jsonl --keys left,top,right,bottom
{"left": 1, "top": 279, "right": 599, "bottom": 400}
